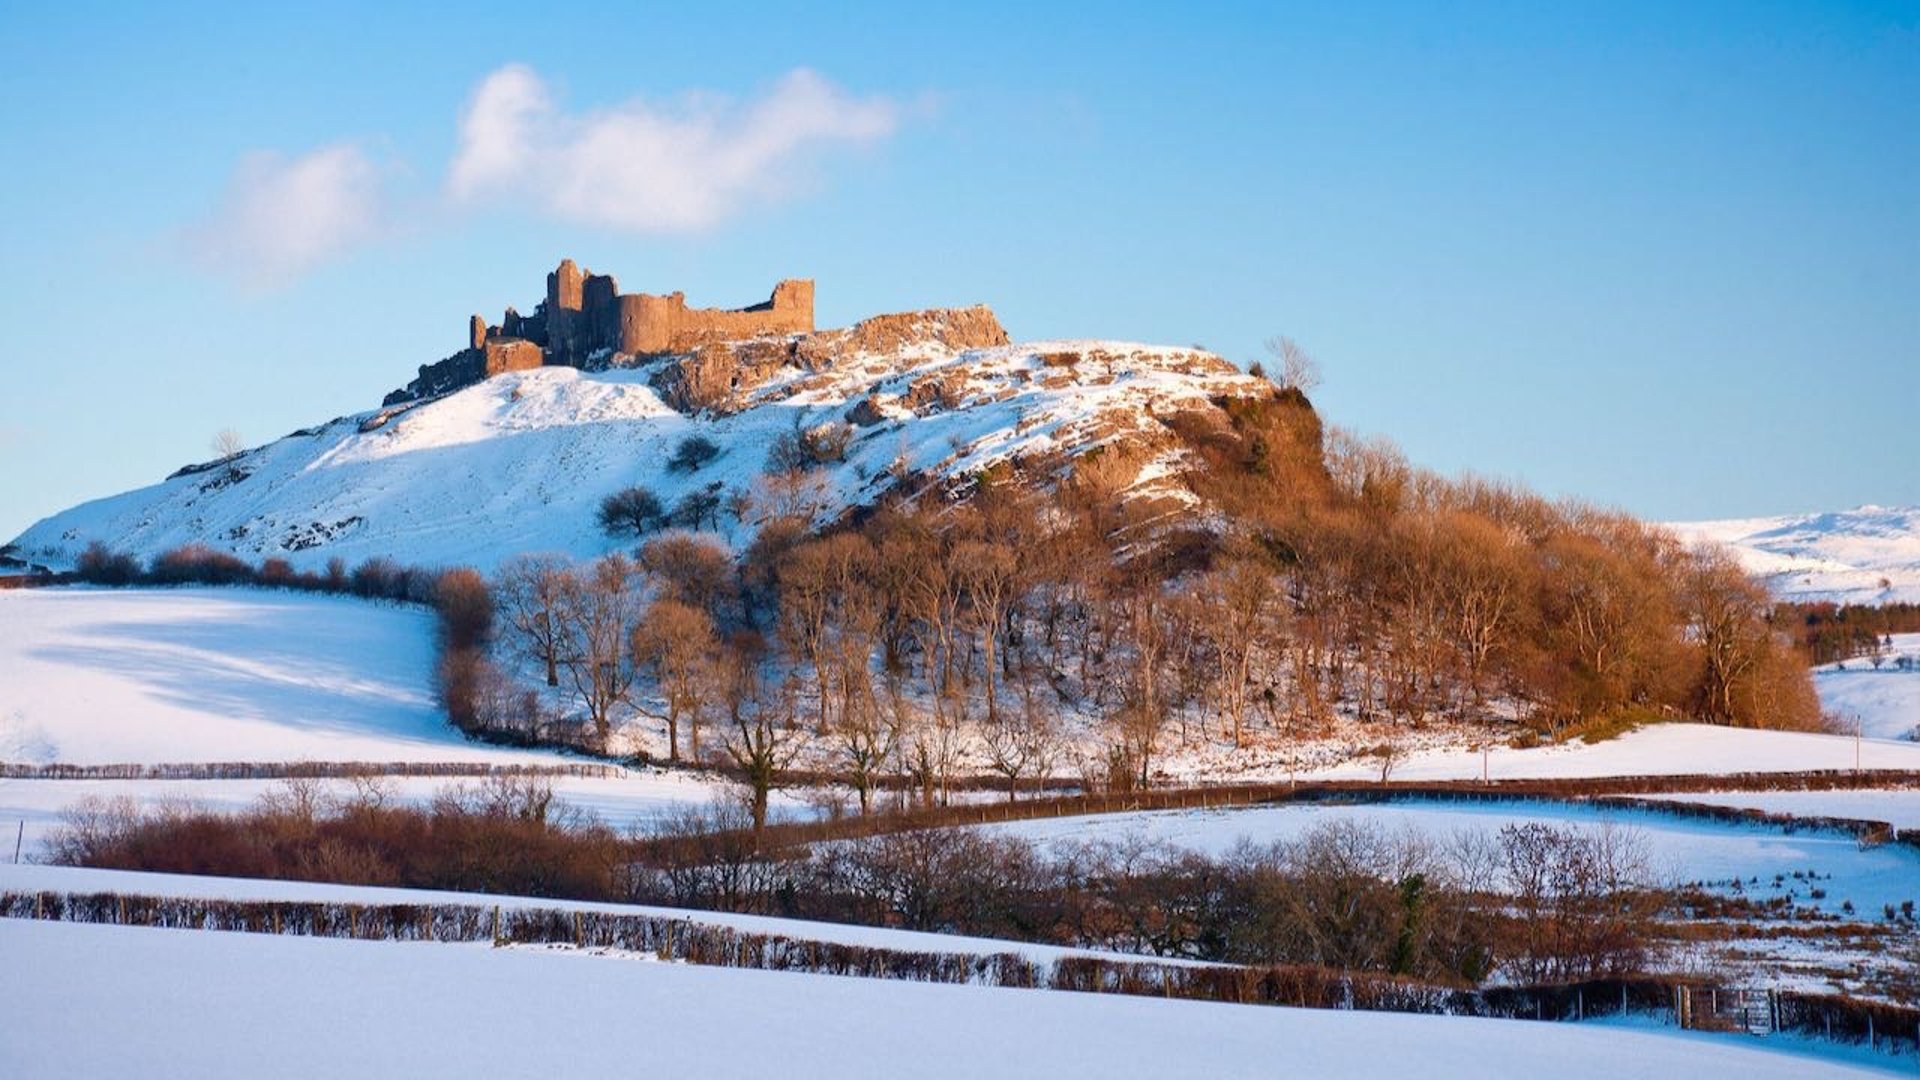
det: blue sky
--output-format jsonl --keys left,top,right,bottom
{"left": 1, "top": 2, "right": 1915, "bottom": 540}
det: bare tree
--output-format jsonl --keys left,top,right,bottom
{"left": 1196, "top": 547, "right": 1281, "bottom": 747}
{"left": 834, "top": 668, "right": 897, "bottom": 815}
{"left": 631, "top": 597, "right": 718, "bottom": 763}
{"left": 495, "top": 554, "right": 573, "bottom": 687}
{"left": 984, "top": 668, "right": 1061, "bottom": 801}
{"left": 556, "top": 553, "right": 640, "bottom": 747}
{"left": 718, "top": 637, "right": 798, "bottom": 831}
{"left": 212, "top": 428, "right": 245, "bottom": 479}
{"left": 953, "top": 539, "right": 1019, "bottom": 726}
{"left": 638, "top": 531, "right": 734, "bottom": 618}
{"left": 1262, "top": 335, "right": 1322, "bottom": 394}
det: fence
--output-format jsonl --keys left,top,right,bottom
{"left": 691, "top": 771, "right": 1920, "bottom": 857}
{"left": 3, "top": 888, "right": 1913, "bottom": 1059}
{"left": 0, "top": 760, "right": 629, "bottom": 781}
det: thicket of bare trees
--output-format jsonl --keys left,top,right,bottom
{"left": 53, "top": 788, "right": 1662, "bottom": 987}
{"left": 82, "top": 381, "right": 1822, "bottom": 807}
{"left": 467, "top": 386, "right": 1823, "bottom": 807}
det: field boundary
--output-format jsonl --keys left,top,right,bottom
{"left": 4, "top": 888, "right": 1914, "bottom": 1059}
{"left": 716, "top": 771, "right": 1920, "bottom": 854}
{"left": 0, "top": 761, "right": 628, "bottom": 781}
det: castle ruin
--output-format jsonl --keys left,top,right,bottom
{"left": 389, "top": 259, "right": 815, "bottom": 403}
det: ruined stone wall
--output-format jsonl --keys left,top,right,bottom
{"left": 386, "top": 339, "right": 548, "bottom": 405}
{"left": 394, "top": 262, "right": 819, "bottom": 403}
{"left": 545, "top": 259, "right": 586, "bottom": 358}
{"left": 613, "top": 278, "right": 814, "bottom": 354}
{"left": 481, "top": 339, "right": 544, "bottom": 378}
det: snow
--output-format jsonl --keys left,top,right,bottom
{"left": 0, "top": 586, "right": 816, "bottom": 852}
{"left": 6, "top": 343, "right": 1266, "bottom": 574}
{"left": 1297, "top": 722, "right": 1920, "bottom": 782}
{"left": 0, "top": 770, "right": 804, "bottom": 854}
{"left": 1650, "top": 789, "right": 1920, "bottom": 832}
{"left": 988, "top": 799, "right": 1920, "bottom": 917}
{"left": 0, "top": 586, "right": 552, "bottom": 766}
{"left": 0, "top": 917, "right": 1895, "bottom": 1079}
{"left": 1813, "top": 634, "right": 1920, "bottom": 742}
{"left": 1668, "top": 506, "right": 1920, "bottom": 605}
{"left": 0, "top": 862, "right": 1159, "bottom": 966}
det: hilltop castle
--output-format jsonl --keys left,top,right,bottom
{"left": 384, "top": 259, "right": 1012, "bottom": 411}
{"left": 388, "top": 260, "right": 815, "bottom": 404}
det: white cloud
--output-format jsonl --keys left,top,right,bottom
{"left": 186, "top": 143, "right": 385, "bottom": 285}
{"left": 448, "top": 65, "right": 899, "bottom": 232}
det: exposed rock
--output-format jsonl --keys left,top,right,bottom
{"left": 651, "top": 339, "right": 799, "bottom": 414}
{"left": 846, "top": 393, "right": 899, "bottom": 427}
{"left": 794, "top": 305, "right": 1007, "bottom": 370}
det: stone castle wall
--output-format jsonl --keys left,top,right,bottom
{"left": 538, "top": 258, "right": 813, "bottom": 363}
{"left": 384, "top": 260, "right": 1002, "bottom": 410}
{"left": 387, "top": 260, "right": 816, "bottom": 405}
{"left": 614, "top": 278, "right": 814, "bottom": 354}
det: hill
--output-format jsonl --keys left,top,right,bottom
{"left": 4, "top": 336, "right": 1269, "bottom": 574}
{"left": 1667, "top": 505, "right": 1920, "bottom": 605}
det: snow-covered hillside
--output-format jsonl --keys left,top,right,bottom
{"left": 1814, "top": 633, "right": 1920, "bottom": 741}
{"left": 5, "top": 339, "right": 1266, "bottom": 574}
{"left": 1668, "top": 506, "right": 1920, "bottom": 605}
{"left": 0, "top": 587, "right": 533, "bottom": 766}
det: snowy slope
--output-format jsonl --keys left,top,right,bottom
{"left": 1813, "top": 633, "right": 1920, "bottom": 741}
{"left": 0, "top": 586, "right": 547, "bottom": 766}
{"left": 0, "top": 586, "right": 816, "bottom": 846}
{"left": 1297, "top": 722, "right": 1920, "bottom": 782}
{"left": 5, "top": 340, "right": 1266, "bottom": 574}
{"left": 1668, "top": 506, "right": 1920, "bottom": 605}
{"left": 0, "top": 918, "right": 1887, "bottom": 1079}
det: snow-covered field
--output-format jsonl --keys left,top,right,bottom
{"left": 0, "top": 862, "right": 1170, "bottom": 967}
{"left": 0, "top": 586, "right": 541, "bottom": 765}
{"left": 1648, "top": 789, "right": 1920, "bottom": 832}
{"left": 1814, "top": 634, "right": 1920, "bottom": 742}
{"left": 989, "top": 799, "right": 1920, "bottom": 917}
{"left": 0, "top": 587, "right": 807, "bottom": 852}
{"left": 0, "top": 917, "right": 1895, "bottom": 1079}
{"left": 1297, "top": 722, "right": 1920, "bottom": 782}
{"left": 0, "top": 770, "right": 801, "bottom": 854}
{"left": 1669, "top": 505, "right": 1920, "bottom": 605}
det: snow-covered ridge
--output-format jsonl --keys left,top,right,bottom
{"left": 5, "top": 339, "right": 1269, "bottom": 574}
{"left": 1666, "top": 505, "right": 1920, "bottom": 605}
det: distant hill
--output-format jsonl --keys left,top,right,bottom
{"left": 1667, "top": 505, "right": 1920, "bottom": 605}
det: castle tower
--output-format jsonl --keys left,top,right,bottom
{"left": 545, "top": 259, "right": 586, "bottom": 355}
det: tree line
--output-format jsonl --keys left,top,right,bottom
{"left": 49, "top": 780, "right": 1663, "bottom": 988}
{"left": 68, "top": 385, "right": 1827, "bottom": 811}
{"left": 1777, "top": 600, "right": 1920, "bottom": 666}
{"left": 456, "top": 389, "right": 1823, "bottom": 812}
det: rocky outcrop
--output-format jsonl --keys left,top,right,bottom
{"left": 651, "top": 339, "right": 796, "bottom": 414}
{"left": 794, "top": 306, "right": 1007, "bottom": 370}
{"left": 649, "top": 305, "right": 1012, "bottom": 415}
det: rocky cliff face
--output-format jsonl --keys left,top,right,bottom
{"left": 651, "top": 306, "right": 1011, "bottom": 414}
